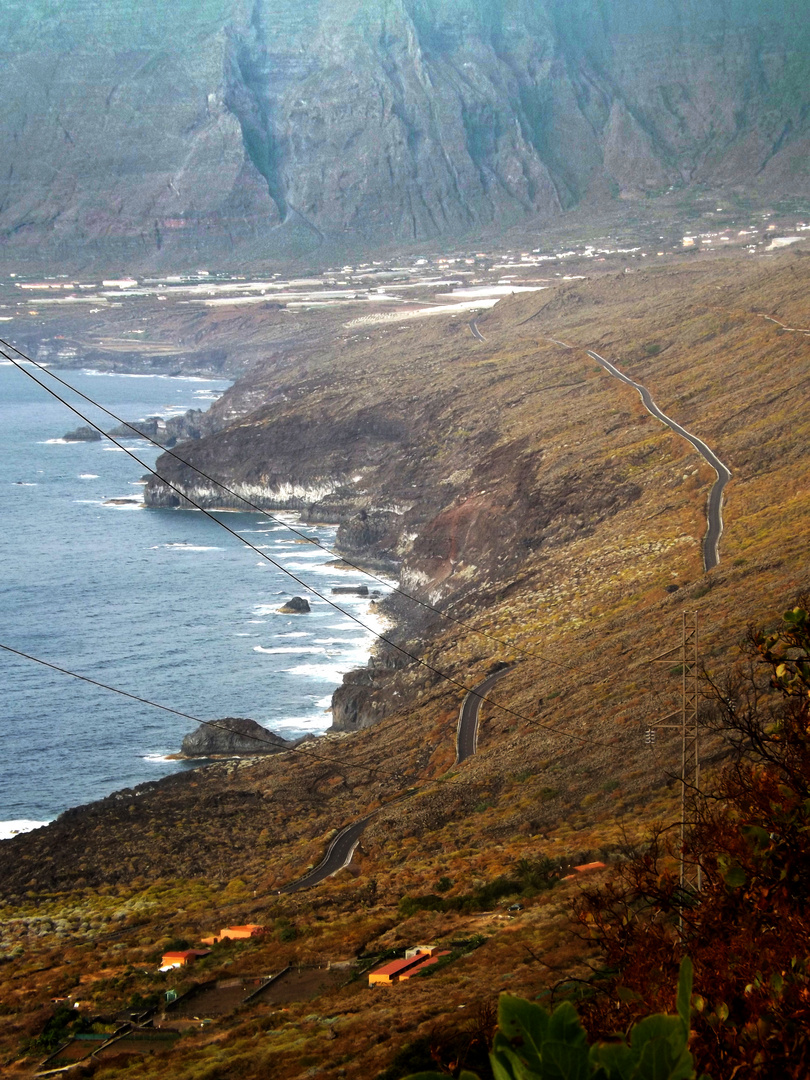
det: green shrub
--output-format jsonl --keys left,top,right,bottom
{"left": 404, "top": 958, "right": 707, "bottom": 1080}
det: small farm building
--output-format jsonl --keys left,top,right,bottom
{"left": 368, "top": 946, "right": 450, "bottom": 986}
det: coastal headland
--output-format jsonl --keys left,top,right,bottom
{"left": 0, "top": 243, "right": 808, "bottom": 1077}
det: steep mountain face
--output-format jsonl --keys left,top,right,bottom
{"left": 0, "top": 0, "right": 808, "bottom": 268}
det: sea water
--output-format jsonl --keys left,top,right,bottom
{"left": 0, "top": 362, "right": 390, "bottom": 830}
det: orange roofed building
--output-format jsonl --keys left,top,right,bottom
{"left": 200, "top": 924, "right": 267, "bottom": 945}
{"left": 368, "top": 947, "right": 450, "bottom": 987}
{"left": 159, "top": 949, "right": 210, "bottom": 970}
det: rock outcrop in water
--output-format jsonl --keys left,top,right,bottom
{"left": 62, "top": 426, "right": 102, "bottom": 442}
{"left": 0, "top": 0, "right": 808, "bottom": 268}
{"left": 179, "top": 717, "right": 290, "bottom": 757}
{"left": 278, "top": 597, "right": 311, "bottom": 614}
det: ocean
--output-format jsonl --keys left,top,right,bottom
{"left": 0, "top": 362, "right": 389, "bottom": 833}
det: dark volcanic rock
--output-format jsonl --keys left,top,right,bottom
{"left": 106, "top": 408, "right": 217, "bottom": 446}
{"left": 180, "top": 717, "right": 289, "bottom": 758}
{"left": 278, "top": 596, "right": 311, "bottom": 614}
{"left": 63, "top": 425, "right": 102, "bottom": 442}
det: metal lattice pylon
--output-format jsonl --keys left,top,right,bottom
{"left": 648, "top": 612, "right": 700, "bottom": 893}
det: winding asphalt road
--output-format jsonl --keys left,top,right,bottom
{"left": 587, "top": 350, "right": 732, "bottom": 571}
{"left": 456, "top": 664, "right": 513, "bottom": 764}
{"left": 278, "top": 811, "right": 380, "bottom": 894}
{"left": 278, "top": 665, "right": 514, "bottom": 892}
{"left": 469, "top": 317, "right": 486, "bottom": 342}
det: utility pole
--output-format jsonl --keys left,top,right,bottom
{"left": 648, "top": 612, "right": 701, "bottom": 894}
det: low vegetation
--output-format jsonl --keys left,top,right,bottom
{"left": 0, "top": 248, "right": 808, "bottom": 1077}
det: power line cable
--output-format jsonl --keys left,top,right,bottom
{"left": 0, "top": 336, "right": 563, "bottom": 668}
{"left": 0, "top": 640, "right": 614, "bottom": 828}
{"left": 0, "top": 641, "right": 393, "bottom": 781}
{"left": 1, "top": 354, "right": 609, "bottom": 751}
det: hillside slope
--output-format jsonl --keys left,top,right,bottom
{"left": 0, "top": 249, "right": 808, "bottom": 1079}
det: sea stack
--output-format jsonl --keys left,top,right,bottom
{"left": 179, "top": 718, "right": 290, "bottom": 758}
{"left": 278, "top": 596, "right": 311, "bottom": 614}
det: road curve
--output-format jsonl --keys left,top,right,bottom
{"left": 278, "top": 667, "right": 516, "bottom": 892}
{"left": 587, "top": 350, "right": 731, "bottom": 571}
{"left": 456, "top": 664, "right": 513, "bottom": 764}
{"left": 278, "top": 812, "right": 379, "bottom": 894}
{"left": 469, "top": 317, "right": 486, "bottom": 342}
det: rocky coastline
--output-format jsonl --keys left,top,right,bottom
{"left": 63, "top": 406, "right": 224, "bottom": 450}
{"left": 176, "top": 718, "right": 292, "bottom": 759}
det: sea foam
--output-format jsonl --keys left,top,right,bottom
{"left": 0, "top": 820, "right": 49, "bottom": 840}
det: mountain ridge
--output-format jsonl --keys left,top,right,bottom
{"left": 1, "top": 0, "right": 809, "bottom": 269}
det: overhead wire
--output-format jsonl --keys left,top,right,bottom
{"left": 0, "top": 639, "right": 614, "bottom": 834}
{"left": 0, "top": 642, "right": 395, "bottom": 782}
{"left": 2, "top": 350, "right": 610, "bottom": 748}
{"left": 0, "top": 335, "right": 564, "bottom": 668}
{"left": 0, "top": 637, "right": 614, "bottom": 825}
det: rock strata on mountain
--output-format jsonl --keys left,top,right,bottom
{"left": 179, "top": 716, "right": 290, "bottom": 757}
{"left": 0, "top": 0, "right": 808, "bottom": 268}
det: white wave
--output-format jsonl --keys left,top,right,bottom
{"left": 43, "top": 437, "right": 69, "bottom": 444}
{"left": 285, "top": 662, "right": 350, "bottom": 682}
{"left": 275, "top": 548, "right": 328, "bottom": 559}
{"left": 270, "top": 715, "right": 331, "bottom": 731}
{"left": 79, "top": 473, "right": 99, "bottom": 479}
{"left": 80, "top": 370, "right": 169, "bottom": 379}
{"left": 253, "top": 603, "right": 297, "bottom": 616}
{"left": 103, "top": 446, "right": 127, "bottom": 452}
{"left": 142, "top": 754, "right": 172, "bottom": 763}
{"left": 253, "top": 645, "right": 328, "bottom": 655}
{"left": 0, "top": 819, "right": 49, "bottom": 840}
{"left": 277, "top": 562, "right": 343, "bottom": 573}
{"left": 316, "top": 695, "right": 333, "bottom": 708}
{"left": 13, "top": 481, "right": 37, "bottom": 486}
{"left": 274, "top": 631, "right": 312, "bottom": 638}
{"left": 245, "top": 619, "right": 266, "bottom": 624}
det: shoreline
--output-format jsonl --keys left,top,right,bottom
{"left": 0, "top": 819, "right": 51, "bottom": 840}
{"left": 2, "top": 362, "right": 398, "bottom": 827}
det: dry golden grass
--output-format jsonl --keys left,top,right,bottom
{"left": 1, "top": 247, "right": 809, "bottom": 1077}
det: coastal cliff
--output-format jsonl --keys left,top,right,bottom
{"left": 0, "top": 0, "right": 808, "bottom": 268}
{"left": 140, "top": 251, "right": 810, "bottom": 738}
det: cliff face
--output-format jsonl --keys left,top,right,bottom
{"left": 0, "top": 0, "right": 808, "bottom": 268}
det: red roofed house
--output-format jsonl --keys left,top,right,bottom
{"left": 368, "top": 946, "right": 450, "bottom": 987}
{"left": 399, "top": 951, "right": 451, "bottom": 979}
